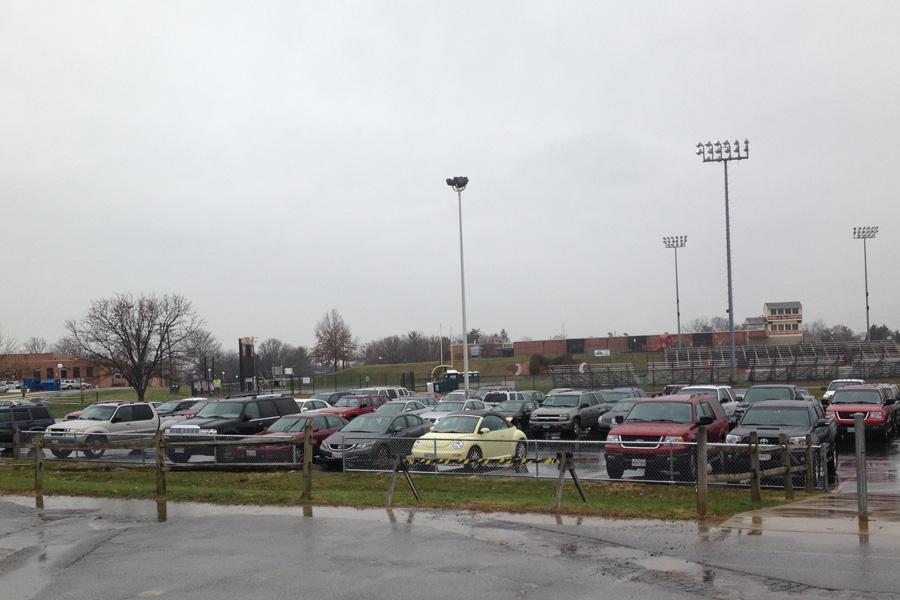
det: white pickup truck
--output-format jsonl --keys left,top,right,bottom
{"left": 679, "top": 385, "right": 740, "bottom": 425}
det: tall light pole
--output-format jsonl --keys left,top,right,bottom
{"left": 662, "top": 235, "right": 687, "bottom": 348}
{"left": 696, "top": 139, "right": 749, "bottom": 384}
{"left": 446, "top": 176, "right": 471, "bottom": 398}
{"left": 853, "top": 226, "right": 878, "bottom": 340}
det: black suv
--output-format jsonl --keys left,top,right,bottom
{"left": 734, "top": 384, "right": 805, "bottom": 420}
{"left": 726, "top": 399, "right": 838, "bottom": 481}
{"left": 166, "top": 395, "right": 299, "bottom": 462}
{"left": 0, "top": 403, "right": 55, "bottom": 449}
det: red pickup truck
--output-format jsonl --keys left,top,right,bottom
{"left": 605, "top": 394, "right": 729, "bottom": 480}
{"left": 316, "top": 394, "right": 383, "bottom": 421}
{"left": 826, "top": 384, "right": 896, "bottom": 441}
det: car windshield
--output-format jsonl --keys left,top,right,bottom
{"left": 831, "top": 390, "right": 882, "bottom": 405}
{"left": 597, "top": 391, "right": 632, "bottom": 403}
{"left": 543, "top": 395, "right": 579, "bottom": 408}
{"left": 267, "top": 416, "right": 311, "bottom": 432}
{"left": 436, "top": 401, "right": 464, "bottom": 413}
{"left": 341, "top": 415, "right": 392, "bottom": 433}
{"left": 156, "top": 400, "right": 184, "bottom": 413}
{"left": 434, "top": 415, "right": 480, "bottom": 434}
{"left": 335, "top": 397, "right": 362, "bottom": 408}
{"left": 196, "top": 402, "right": 243, "bottom": 419}
{"left": 743, "top": 387, "right": 793, "bottom": 403}
{"left": 828, "top": 381, "right": 860, "bottom": 392}
{"left": 377, "top": 403, "right": 405, "bottom": 413}
{"left": 612, "top": 401, "right": 637, "bottom": 413}
{"left": 626, "top": 402, "right": 693, "bottom": 424}
{"left": 186, "top": 401, "right": 208, "bottom": 412}
{"left": 79, "top": 405, "right": 118, "bottom": 421}
{"left": 494, "top": 401, "right": 526, "bottom": 411}
{"left": 741, "top": 407, "right": 811, "bottom": 427}
{"left": 311, "top": 393, "right": 332, "bottom": 401}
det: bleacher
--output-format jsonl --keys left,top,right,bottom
{"left": 547, "top": 363, "right": 639, "bottom": 388}
{"left": 649, "top": 340, "right": 900, "bottom": 384}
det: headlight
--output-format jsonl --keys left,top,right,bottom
{"left": 356, "top": 441, "right": 373, "bottom": 449}
{"left": 789, "top": 436, "right": 807, "bottom": 445}
{"left": 868, "top": 411, "right": 882, "bottom": 419}
{"left": 725, "top": 434, "right": 741, "bottom": 444}
{"left": 451, "top": 441, "right": 464, "bottom": 449}
{"left": 606, "top": 434, "right": 621, "bottom": 443}
{"left": 663, "top": 436, "right": 684, "bottom": 443}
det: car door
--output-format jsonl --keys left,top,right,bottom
{"left": 699, "top": 401, "right": 725, "bottom": 441}
{"left": 311, "top": 416, "right": 331, "bottom": 446}
{"left": 478, "top": 415, "right": 514, "bottom": 458}
{"left": 238, "top": 402, "right": 262, "bottom": 435}
{"left": 131, "top": 404, "right": 157, "bottom": 434}
{"left": 111, "top": 405, "right": 135, "bottom": 438}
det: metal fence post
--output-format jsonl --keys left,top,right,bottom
{"left": 854, "top": 413, "right": 868, "bottom": 525}
{"left": 301, "top": 423, "right": 313, "bottom": 503}
{"left": 696, "top": 427, "right": 708, "bottom": 518}
{"left": 154, "top": 431, "right": 167, "bottom": 522}
{"left": 668, "top": 440, "right": 674, "bottom": 485}
{"left": 749, "top": 431, "right": 761, "bottom": 503}
{"left": 33, "top": 433, "right": 44, "bottom": 510}
{"left": 804, "top": 434, "right": 814, "bottom": 494}
{"left": 779, "top": 433, "right": 794, "bottom": 500}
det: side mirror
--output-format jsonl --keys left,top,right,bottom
{"left": 735, "top": 394, "right": 744, "bottom": 402}
{"left": 820, "top": 387, "right": 827, "bottom": 392}
{"left": 815, "top": 418, "right": 827, "bottom": 428}
{"left": 111, "top": 417, "right": 121, "bottom": 423}
{"left": 242, "top": 414, "right": 251, "bottom": 422}
{"left": 698, "top": 415, "right": 714, "bottom": 426}
{"left": 579, "top": 403, "right": 589, "bottom": 409}
{"left": 614, "top": 415, "right": 624, "bottom": 424}
{"left": 479, "top": 427, "right": 490, "bottom": 435}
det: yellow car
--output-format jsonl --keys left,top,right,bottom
{"left": 411, "top": 411, "right": 528, "bottom": 462}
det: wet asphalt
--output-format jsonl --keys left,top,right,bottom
{"left": 2, "top": 496, "right": 899, "bottom": 599}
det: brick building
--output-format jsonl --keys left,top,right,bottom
{"left": 0, "top": 353, "right": 117, "bottom": 387}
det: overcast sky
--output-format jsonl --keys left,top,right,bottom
{"left": 2, "top": 1, "right": 898, "bottom": 350}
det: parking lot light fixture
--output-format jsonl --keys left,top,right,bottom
{"left": 695, "top": 138, "right": 749, "bottom": 384}
{"left": 662, "top": 236, "right": 687, "bottom": 348}
{"left": 852, "top": 226, "right": 878, "bottom": 340}
{"left": 57, "top": 362, "right": 63, "bottom": 391}
{"left": 445, "top": 176, "right": 470, "bottom": 398}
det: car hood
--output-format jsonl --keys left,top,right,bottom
{"left": 729, "top": 426, "right": 810, "bottom": 443}
{"left": 48, "top": 419, "right": 101, "bottom": 430}
{"left": 317, "top": 407, "right": 358, "bottom": 415}
{"left": 420, "top": 410, "right": 455, "bottom": 420}
{"left": 180, "top": 417, "right": 237, "bottom": 429}
{"left": 532, "top": 407, "right": 577, "bottom": 417}
{"left": 608, "top": 422, "right": 695, "bottom": 437}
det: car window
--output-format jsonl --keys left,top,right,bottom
{"left": 386, "top": 389, "right": 398, "bottom": 399}
{"left": 312, "top": 416, "right": 328, "bottom": 429}
{"left": 244, "top": 402, "right": 261, "bottom": 420}
{"left": 698, "top": 402, "right": 714, "bottom": 419}
{"left": 13, "top": 408, "right": 29, "bottom": 421}
{"left": 258, "top": 400, "right": 277, "bottom": 418}
{"left": 409, "top": 401, "right": 424, "bottom": 411}
{"left": 406, "top": 415, "right": 423, "bottom": 428}
{"left": 132, "top": 404, "right": 154, "bottom": 421}
{"left": 482, "top": 415, "right": 507, "bottom": 431}
{"left": 114, "top": 406, "right": 134, "bottom": 422}
{"left": 31, "top": 406, "right": 51, "bottom": 420}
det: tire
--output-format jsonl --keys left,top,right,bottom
{"left": 466, "top": 446, "right": 483, "bottom": 472}
{"left": 513, "top": 441, "right": 527, "bottom": 461}
{"left": 167, "top": 450, "right": 190, "bottom": 463}
{"left": 376, "top": 444, "right": 391, "bottom": 466}
{"left": 606, "top": 463, "right": 625, "bottom": 480}
{"left": 82, "top": 434, "right": 106, "bottom": 459}
{"left": 827, "top": 446, "right": 837, "bottom": 479}
{"left": 571, "top": 419, "right": 582, "bottom": 440}
{"left": 51, "top": 449, "right": 72, "bottom": 459}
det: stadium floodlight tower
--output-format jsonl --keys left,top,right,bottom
{"left": 662, "top": 235, "right": 687, "bottom": 348}
{"left": 696, "top": 139, "right": 749, "bottom": 384}
{"left": 852, "top": 225, "right": 878, "bottom": 341}
{"left": 445, "top": 176, "right": 471, "bottom": 398}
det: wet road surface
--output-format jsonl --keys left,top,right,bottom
{"left": 2, "top": 496, "right": 899, "bottom": 599}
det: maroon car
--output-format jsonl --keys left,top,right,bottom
{"left": 605, "top": 394, "right": 729, "bottom": 480}
{"left": 233, "top": 413, "right": 348, "bottom": 462}
{"left": 316, "top": 394, "right": 383, "bottom": 421}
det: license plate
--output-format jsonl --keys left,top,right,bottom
{"left": 246, "top": 450, "right": 256, "bottom": 457}
{"left": 330, "top": 451, "right": 342, "bottom": 458}
{"left": 847, "top": 427, "right": 855, "bottom": 433}
{"left": 632, "top": 458, "right": 646, "bottom": 467}
{"left": 174, "top": 447, "right": 185, "bottom": 454}
{"left": 543, "top": 424, "right": 550, "bottom": 429}
{"left": 759, "top": 453, "right": 771, "bottom": 461}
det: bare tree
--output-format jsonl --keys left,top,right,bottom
{"left": 0, "top": 326, "right": 18, "bottom": 355}
{"left": 52, "top": 336, "right": 85, "bottom": 357}
{"left": 0, "top": 326, "right": 22, "bottom": 379}
{"left": 23, "top": 337, "right": 49, "bottom": 354}
{"left": 312, "top": 309, "right": 354, "bottom": 371}
{"left": 66, "top": 293, "right": 202, "bottom": 402}
{"left": 257, "top": 338, "right": 289, "bottom": 376}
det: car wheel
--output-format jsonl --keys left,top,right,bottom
{"left": 166, "top": 450, "right": 190, "bottom": 464}
{"left": 571, "top": 419, "right": 581, "bottom": 439}
{"left": 376, "top": 444, "right": 391, "bottom": 465}
{"left": 82, "top": 435, "right": 106, "bottom": 459}
{"left": 50, "top": 449, "right": 72, "bottom": 459}
{"left": 466, "top": 446, "right": 483, "bottom": 472}
{"left": 513, "top": 441, "right": 527, "bottom": 461}
{"left": 606, "top": 463, "right": 625, "bottom": 480}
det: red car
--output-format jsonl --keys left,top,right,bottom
{"left": 826, "top": 384, "right": 896, "bottom": 441}
{"left": 605, "top": 394, "right": 729, "bottom": 480}
{"left": 233, "top": 413, "right": 348, "bottom": 462}
{"left": 316, "top": 394, "right": 383, "bottom": 421}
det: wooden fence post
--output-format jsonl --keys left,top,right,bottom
{"left": 749, "top": 431, "right": 761, "bottom": 504}
{"left": 301, "top": 423, "right": 313, "bottom": 503}
{"left": 804, "top": 433, "right": 814, "bottom": 494}
{"left": 33, "top": 433, "right": 44, "bottom": 510}
{"left": 12, "top": 427, "right": 20, "bottom": 460}
{"left": 155, "top": 431, "right": 167, "bottom": 523}
{"left": 780, "top": 433, "right": 794, "bottom": 500}
{"left": 696, "top": 426, "right": 708, "bottom": 518}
